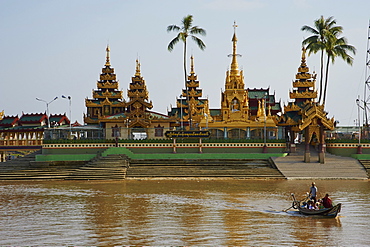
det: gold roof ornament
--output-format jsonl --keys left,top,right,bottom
{"left": 135, "top": 59, "right": 141, "bottom": 77}
{"left": 229, "top": 21, "right": 240, "bottom": 76}
{"left": 105, "top": 45, "right": 111, "bottom": 67}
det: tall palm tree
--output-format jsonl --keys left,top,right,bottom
{"left": 167, "top": 15, "right": 206, "bottom": 126}
{"left": 322, "top": 34, "right": 356, "bottom": 105}
{"left": 301, "top": 16, "right": 343, "bottom": 104}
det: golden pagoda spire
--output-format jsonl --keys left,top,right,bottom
{"left": 135, "top": 59, "right": 141, "bottom": 76}
{"left": 229, "top": 21, "right": 240, "bottom": 75}
{"left": 190, "top": 55, "right": 195, "bottom": 75}
{"left": 301, "top": 46, "right": 307, "bottom": 67}
{"left": 105, "top": 45, "right": 111, "bottom": 66}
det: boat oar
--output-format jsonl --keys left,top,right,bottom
{"left": 283, "top": 193, "right": 296, "bottom": 212}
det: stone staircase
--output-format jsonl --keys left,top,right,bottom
{"left": 358, "top": 160, "right": 370, "bottom": 177}
{"left": 126, "top": 159, "right": 284, "bottom": 179}
{"left": 65, "top": 154, "right": 129, "bottom": 180}
{"left": 272, "top": 144, "right": 369, "bottom": 179}
{"left": 0, "top": 150, "right": 41, "bottom": 171}
{"left": 0, "top": 150, "right": 80, "bottom": 180}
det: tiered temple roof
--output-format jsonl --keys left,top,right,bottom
{"left": 125, "top": 59, "right": 153, "bottom": 128}
{"left": 84, "top": 46, "right": 126, "bottom": 124}
{"left": 168, "top": 56, "right": 211, "bottom": 127}
{"left": 278, "top": 47, "right": 334, "bottom": 131}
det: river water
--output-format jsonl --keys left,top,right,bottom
{"left": 0, "top": 179, "right": 369, "bottom": 246}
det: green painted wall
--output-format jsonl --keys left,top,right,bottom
{"left": 42, "top": 148, "right": 107, "bottom": 155}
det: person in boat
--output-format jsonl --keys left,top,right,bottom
{"left": 322, "top": 194, "right": 333, "bottom": 208}
{"left": 306, "top": 200, "right": 317, "bottom": 210}
{"left": 309, "top": 182, "right": 317, "bottom": 203}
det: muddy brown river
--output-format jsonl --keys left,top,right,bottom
{"left": 0, "top": 179, "right": 369, "bottom": 246}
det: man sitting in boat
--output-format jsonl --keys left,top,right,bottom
{"left": 322, "top": 194, "right": 333, "bottom": 208}
{"left": 306, "top": 200, "right": 318, "bottom": 210}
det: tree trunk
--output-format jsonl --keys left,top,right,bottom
{"left": 322, "top": 55, "right": 331, "bottom": 106}
{"left": 183, "top": 40, "right": 191, "bottom": 128}
{"left": 318, "top": 49, "right": 324, "bottom": 104}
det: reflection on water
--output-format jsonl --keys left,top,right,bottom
{"left": 0, "top": 180, "right": 369, "bottom": 246}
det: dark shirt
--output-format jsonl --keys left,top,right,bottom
{"left": 322, "top": 197, "right": 332, "bottom": 208}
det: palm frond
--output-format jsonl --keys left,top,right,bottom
{"left": 168, "top": 35, "right": 180, "bottom": 52}
{"left": 191, "top": 36, "right": 206, "bottom": 50}
{"left": 301, "top": 25, "right": 319, "bottom": 34}
{"left": 182, "top": 15, "right": 193, "bottom": 32}
{"left": 167, "top": 25, "right": 180, "bottom": 33}
{"left": 190, "top": 26, "right": 206, "bottom": 36}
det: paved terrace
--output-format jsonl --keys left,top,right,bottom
{"left": 272, "top": 144, "right": 369, "bottom": 179}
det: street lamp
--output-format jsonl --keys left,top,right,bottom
{"left": 179, "top": 95, "right": 183, "bottom": 130}
{"left": 36, "top": 96, "right": 58, "bottom": 128}
{"left": 356, "top": 97, "right": 364, "bottom": 154}
{"left": 62, "top": 95, "right": 72, "bottom": 132}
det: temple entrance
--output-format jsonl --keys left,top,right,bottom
{"left": 303, "top": 124, "right": 325, "bottom": 164}
{"left": 132, "top": 127, "right": 147, "bottom": 140}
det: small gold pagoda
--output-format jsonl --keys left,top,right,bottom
{"left": 220, "top": 23, "right": 249, "bottom": 123}
{"left": 174, "top": 55, "right": 212, "bottom": 128}
{"left": 278, "top": 47, "right": 335, "bottom": 163}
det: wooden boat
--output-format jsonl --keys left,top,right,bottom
{"left": 290, "top": 194, "right": 342, "bottom": 217}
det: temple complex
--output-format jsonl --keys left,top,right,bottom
{"left": 278, "top": 47, "right": 335, "bottom": 163}
{"left": 168, "top": 23, "right": 282, "bottom": 139}
{"left": 82, "top": 24, "right": 283, "bottom": 141}
{"left": 84, "top": 46, "right": 171, "bottom": 139}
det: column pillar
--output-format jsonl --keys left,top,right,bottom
{"left": 304, "top": 128, "right": 310, "bottom": 163}
{"left": 318, "top": 125, "right": 325, "bottom": 164}
{"left": 290, "top": 129, "right": 296, "bottom": 153}
{"left": 173, "top": 138, "right": 177, "bottom": 153}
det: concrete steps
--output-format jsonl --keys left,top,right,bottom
{"left": 126, "top": 160, "right": 284, "bottom": 178}
{"left": 0, "top": 168, "right": 75, "bottom": 180}
{"left": 0, "top": 150, "right": 41, "bottom": 171}
{"left": 358, "top": 160, "right": 370, "bottom": 177}
{"left": 272, "top": 145, "right": 368, "bottom": 179}
{"left": 65, "top": 154, "right": 128, "bottom": 180}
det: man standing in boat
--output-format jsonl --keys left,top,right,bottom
{"left": 309, "top": 182, "right": 317, "bottom": 203}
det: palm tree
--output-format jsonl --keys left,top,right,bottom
{"left": 301, "top": 16, "right": 343, "bottom": 104}
{"left": 167, "top": 15, "right": 206, "bottom": 126}
{"left": 322, "top": 34, "right": 356, "bottom": 105}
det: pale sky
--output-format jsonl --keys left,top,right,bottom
{"left": 1, "top": 0, "right": 369, "bottom": 126}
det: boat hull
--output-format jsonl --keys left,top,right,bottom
{"left": 298, "top": 203, "right": 342, "bottom": 217}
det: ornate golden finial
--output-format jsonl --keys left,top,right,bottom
{"left": 105, "top": 45, "right": 111, "bottom": 66}
{"left": 135, "top": 59, "right": 141, "bottom": 76}
{"left": 229, "top": 21, "right": 241, "bottom": 75}
{"left": 190, "top": 55, "right": 195, "bottom": 74}
{"left": 301, "top": 46, "right": 307, "bottom": 67}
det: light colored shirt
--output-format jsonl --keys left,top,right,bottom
{"left": 310, "top": 186, "right": 317, "bottom": 197}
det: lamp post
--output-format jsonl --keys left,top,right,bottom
{"left": 36, "top": 96, "right": 58, "bottom": 128}
{"left": 62, "top": 95, "right": 72, "bottom": 133}
{"left": 356, "top": 97, "right": 363, "bottom": 154}
{"left": 263, "top": 92, "right": 267, "bottom": 153}
{"left": 179, "top": 95, "right": 183, "bottom": 130}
